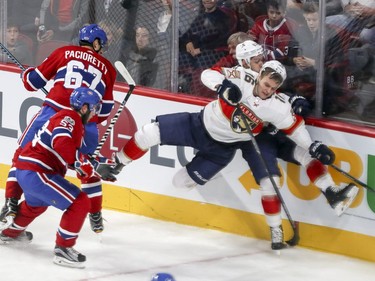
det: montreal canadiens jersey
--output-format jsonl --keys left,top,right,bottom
{"left": 22, "top": 45, "right": 116, "bottom": 124}
{"left": 248, "top": 16, "right": 297, "bottom": 62}
{"left": 16, "top": 109, "right": 84, "bottom": 176}
{"left": 200, "top": 66, "right": 312, "bottom": 149}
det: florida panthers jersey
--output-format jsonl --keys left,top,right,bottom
{"left": 200, "top": 66, "right": 312, "bottom": 149}
{"left": 16, "top": 109, "right": 84, "bottom": 176}
{"left": 22, "top": 45, "right": 116, "bottom": 124}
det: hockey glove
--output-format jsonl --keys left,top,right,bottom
{"left": 217, "top": 79, "right": 242, "bottom": 106}
{"left": 20, "top": 67, "right": 35, "bottom": 83}
{"left": 111, "top": 152, "right": 126, "bottom": 175}
{"left": 89, "top": 156, "right": 117, "bottom": 182}
{"left": 289, "top": 95, "right": 311, "bottom": 118}
{"left": 264, "top": 123, "right": 279, "bottom": 135}
{"left": 75, "top": 159, "right": 96, "bottom": 181}
{"left": 309, "top": 141, "right": 335, "bottom": 165}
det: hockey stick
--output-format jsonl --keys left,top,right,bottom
{"left": 91, "top": 61, "right": 136, "bottom": 158}
{"left": 330, "top": 164, "right": 375, "bottom": 194}
{"left": 0, "top": 42, "right": 48, "bottom": 95}
{"left": 237, "top": 105, "right": 300, "bottom": 246}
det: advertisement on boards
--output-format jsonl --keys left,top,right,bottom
{"left": 0, "top": 67, "right": 375, "bottom": 244}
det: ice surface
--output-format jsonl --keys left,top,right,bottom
{"left": 0, "top": 189, "right": 374, "bottom": 281}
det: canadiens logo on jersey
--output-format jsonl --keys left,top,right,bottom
{"left": 230, "top": 104, "right": 263, "bottom": 134}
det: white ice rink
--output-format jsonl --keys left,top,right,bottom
{"left": 0, "top": 189, "right": 374, "bottom": 281}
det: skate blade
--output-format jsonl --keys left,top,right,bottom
{"left": 95, "top": 232, "right": 103, "bottom": 243}
{"left": 271, "top": 242, "right": 288, "bottom": 253}
{"left": 0, "top": 236, "right": 32, "bottom": 245}
{"left": 53, "top": 256, "right": 86, "bottom": 269}
{"left": 335, "top": 186, "right": 359, "bottom": 216}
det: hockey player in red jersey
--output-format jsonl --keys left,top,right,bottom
{"left": 0, "top": 24, "right": 117, "bottom": 233}
{"left": 0, "top": 87, "right": 102, "bottom": 268}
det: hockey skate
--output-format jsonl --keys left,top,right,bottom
{"left": 89, "top": 212, "right": 104, "bottom": 233}
{"left": 0, "top": 198, "right": 19, "bottom": 230}
{"left": 0, "top": 230, "right": 33, "bottom": 244}
{"left": 0, "top": 198, "right": 18, "bottom": 222}
{"left": 270, "top": 225, "right": 287, "bottom": 250}
{"left": 53, "top": 245, "right": 86, "bottom": 268}
{"left": 323, "top": 183, "right": 359, "bottom": 216}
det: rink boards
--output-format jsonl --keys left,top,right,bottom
{"left": 0, "top": 65, "right": 375, "bottom": 262}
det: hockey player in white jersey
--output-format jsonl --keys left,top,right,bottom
{"left": 110, "top": 53, "right": 357, "bottom": 250}
{"left": 200, "top": 41, "right": 359, "bottom": 248}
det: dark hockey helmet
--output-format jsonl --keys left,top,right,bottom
{"left": 79, "top": 24, "right": 108, "bottom": 50}
{"left": 150, "top": 273, "right": 176, "bottom": 281}
{"left": 70, "top": 87, "right": 101, "bottom": 113}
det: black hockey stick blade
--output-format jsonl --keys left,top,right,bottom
{"left": 286, "top": 221, "right": 300, "bottom": 246}
{"left": 330, "top": 164, "right": 375, "bottom": 194}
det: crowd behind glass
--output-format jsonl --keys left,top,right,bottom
{"left": 1, "top": 0, "right": 374, "bottom": 125}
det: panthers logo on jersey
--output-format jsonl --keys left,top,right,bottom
{"left": 231, "top": 104, "right": 263, "bottom": 135}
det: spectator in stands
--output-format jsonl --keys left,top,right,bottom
{"left": 213, "top": 31, "right": 253, "bottom": 68}
{"left": 152, "top": 0, "right": 201, "bottom": 91}
{"left": 6, "top": 19, "right": 33, "bottom": 66}
{"left": 248, "top": 0, "right": 298, "bottom": 64}
{"left": 242, "top": 0, "right": 268, "bottom": 23}
{"left": 326, "top": 1, "right": 375, "bottom": 119}
{"left": 286, "top": 1, "right": 351, "bottom": 115}
{"left": 217, "top": 0, "right": 252, "bottom": 32}
{"left": 178, "top": 0, "right": 237, "bottom": 94}
{"left": 193, "top": 31, "right": 253, "bottom": 98}
{"left": 7, "top": 0, "right": 43, "bottom": 51}
{"left": 326, "top": 0, "right": 375, "bottom": 46}
{"left": 99, "top": 19, "right": 127, "bottom": 64}
{"left": 37, "top": 0, "right": 89, "bottom": 42}
{"left": 322, "top": 0, "right": 344, "bottom": 16}
{"left": 286, "top": 0, "right": 343, "bottom": 23}
{"left": 151, "top": 0, "right": 174, "bottom": 90}
{"left": 90, "top": 0, "right": 138, "bottom": 43}
{"left": 121, "top": 25, "right": 158, "bottom": 87}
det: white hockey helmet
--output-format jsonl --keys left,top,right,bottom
{"left": 236, "top": 40, "right": 264, "bottom": 67}
{"left": 259, "top": 60, "right": 287, "bottom": 83}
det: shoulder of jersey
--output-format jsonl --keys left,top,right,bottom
{"left": 222, "top": 66, "right": 242, "bottom": 79}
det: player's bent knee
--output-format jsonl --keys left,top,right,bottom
{"left": 172, "top": 167, "right": 198, "bottom": 189}
{"left": 293, "top": 146, "right": 312, "bottom": 166}
{"left": 134, "top": 122, "right": 161, "bottom": 150}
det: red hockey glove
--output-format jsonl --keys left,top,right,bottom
{"left": 75, "top": 159, "right": 95, "bottom": 181}
{"left": 20, "top": 67, "right": 35, "bottom": 84}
